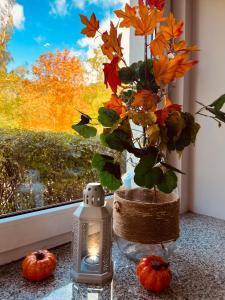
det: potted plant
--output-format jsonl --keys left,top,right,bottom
{"left": 73, "top": 0, "right": 200, "bottom": 261}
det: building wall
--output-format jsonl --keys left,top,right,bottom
{"left": 189, "top": 0, "right": 225, "bottom": 219}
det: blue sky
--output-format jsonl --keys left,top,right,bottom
{"left": 8, "top": 0, "right": 125, "bottom": 73}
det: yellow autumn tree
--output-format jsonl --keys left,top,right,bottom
{"left": 19, "top": 49, "right": 86, "bottom": 132}
{"left": 81, "top": 47, "right": 111, "bottom": 120}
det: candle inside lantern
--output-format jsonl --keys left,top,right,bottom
{"left": 84, "top": 255, "right": 100, "bottom": 265}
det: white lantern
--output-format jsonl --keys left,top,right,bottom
{"left": 72, "top": 183, "right": 113, "bottom": 284}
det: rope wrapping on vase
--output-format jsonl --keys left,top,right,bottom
{"left": 113, "top": 188, "right": 180, "bottom": 244}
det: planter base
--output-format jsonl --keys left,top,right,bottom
{"left": 115, "top": 236, "right": 177, "bottom": 262}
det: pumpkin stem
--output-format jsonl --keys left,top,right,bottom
{"left": 35, "top": 250, "right": 45, "bottom": 260}
{"left": 151, "top": 261, "right": 169, "bottom": 271}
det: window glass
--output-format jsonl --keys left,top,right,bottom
{"left": 0, "top": 0, "right": 125, "bottom": 216}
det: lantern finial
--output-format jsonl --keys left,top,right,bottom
{"left": 83, "top": 182, "right": 105, "bottom": 207}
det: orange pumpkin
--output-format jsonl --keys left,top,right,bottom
{"left": 22, "top": 250, "right": 57, "bottom": 281}
{"left": 136, "top": 256, "right": 172, "bottom": 293}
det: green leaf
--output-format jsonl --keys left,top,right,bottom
{"left": 92, "top": 154, "right": 122, "bottom": 191}
{"left": 99, "top": 170, "right": 122, "bottom": 191}
{"left": 119, "top": 67, "right": 136, "bottom": 84}
{"left": 98, "top": 161, "right": 121, "bottom": 191}
{"left": 98, "top": 107, "right": 120, "bottom": 127}
{"left": 210, "top": 94, "right": 225, "bottom": 111}
{"left": 145, "top": 167, "right": 163, "bottom": 189}
{"left": 157, "top": 170, "right": 177, "bottom": 194}
{"left": 72, "top": 124, "right": 97, "bottom": 138}
{"left": 104, "top": 129, "right": 128, "bottom": 151}
{"left": 134, "top": 151, "right": 160, "bottom": 188}
{"left": 92, "top": 153, "right": 113, "bottom": 171}
{"left": 139, "top": 151, "right": 158, "bottom": 168}
{"left": 99, "top": 133, "right": 108, "bottom": 146}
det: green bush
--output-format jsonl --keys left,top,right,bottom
{"left": 0, "top": 129, "right": 118, "bottom": 215}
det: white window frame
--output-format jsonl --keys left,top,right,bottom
{"left": 0, "top": 197, "right": 113, "bottom": 265}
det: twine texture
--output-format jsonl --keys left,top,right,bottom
{"left": 113, "top": 188, "right": 180, "bottom": 244}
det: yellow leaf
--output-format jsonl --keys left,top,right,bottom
{"left": 128, "top": 111, "right": 157, "bottom": 127}
{"left": 146, "top": 124, "right": 160, "bottom": 145}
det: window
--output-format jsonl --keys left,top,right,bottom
{"left": 0, "top": 0, "right": 126, "bottom": 218}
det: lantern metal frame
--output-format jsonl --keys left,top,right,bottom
{"left": 71, "top": 183, "right": 113, "bottom": 284}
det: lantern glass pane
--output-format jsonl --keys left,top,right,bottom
{"left": 81, "top": 222, "right": 101, "bottom": 273}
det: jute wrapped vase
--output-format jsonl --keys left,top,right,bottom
{"left": 113, "top": 188, "right": 180, "bottom": 245}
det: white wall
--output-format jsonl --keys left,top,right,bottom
{"left": 189, "top": 0, "right": 225, "bottom": 219}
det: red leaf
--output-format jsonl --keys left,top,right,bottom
{"left": 103, "top": 56, "right": 121, "bottom": 93}
{"left": 147, "top": 0, "right": 165, "bottom": 11}
{"left": 155, "top": 103, "right": 182, "bottom": 125}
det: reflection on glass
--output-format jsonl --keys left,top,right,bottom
{"left": 73, "top": 283, "right": 112, "bottom": 300}
{"left": 81, "top": 222, "right": 101, "bottom": 273}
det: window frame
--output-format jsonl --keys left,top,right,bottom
{"left": 0, "top": 196, "right": 113, "bottom": 265}
{"left": 0, "top": 0, "right": 193, "bottom": 266}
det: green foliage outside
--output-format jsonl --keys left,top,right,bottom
{"left": 0, "top": 129, "right": 119, "bottom": 216}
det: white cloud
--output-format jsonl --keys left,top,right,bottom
{"left": 50, "top": 0, "right": 68, "bottom": 16}
{"left": 34, "top": 35, "right": 45, "bottom": 44}
{"left": 12, "top": 3, "right": 25, "bottom": 30}
{"left": 69, "top": 48, "right": 86, "bottom": 60}
{"left": 72, "top": 0, "right": 85, "bottom": 10}
{"left": 73, "top": 0, "right": 126, "bottom": 10}
{"left": 44, "top": 42, "right": 51, "bottom": 47}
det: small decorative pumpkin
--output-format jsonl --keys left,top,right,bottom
{"left": 22, "top": 250, "right": 57, "bottom": 281}
{"left": 136, "top": 256, "right": 172, "bottom": 293}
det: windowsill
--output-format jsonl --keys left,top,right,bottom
{"left": 1, "top": 213, "right": 225, "bottom": 299}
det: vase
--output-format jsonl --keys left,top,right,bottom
{"left": 113, "top": 188, "right": 180, "bottom": 262}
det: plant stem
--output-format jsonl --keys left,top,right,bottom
{"left": 154, "top": 185, "right": 157, "bottom": 203}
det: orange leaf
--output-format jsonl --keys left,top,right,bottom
{"left": 174, "top": 40, "right": 200, "bottom": 54}
{"left": 131, "top": 0, "right": 157, "bottom": 36}
{"left": 153, "top": 55, "right": 179, "bottom": 85}
{"left": 150, "top": 32, "right": 167, "bottom": 56}
{"left": 101, "top": 22, "right": 123, "bottom": 60}
{"left": 174, "top": 54, "right": 198, "bottom": 79}
{"left": 103, "top": 56, "right": 121, "bottom": 93}
{"left": 160, "top": 13, "right": 183, "bottom": 41}
{"left": 104, "top": 94, "right": 126, "bottom": 116}
{"left": 115, "top": 4, "right": 136, "bottom": 28}
{"left": 131, "top": 89, "right": 157, "bottom": 112}
{"left": 153, "top": 54, "right": 198, "bottom": 85}
{"left": 80, "top": 13, "right": 99, "bottom": 38}
{"left": 101, "top": 31, "right": 114, "bottom": 60}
